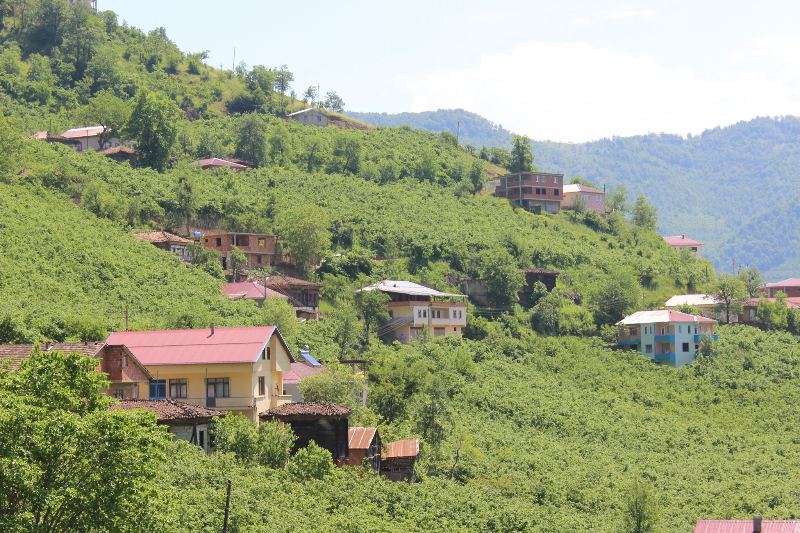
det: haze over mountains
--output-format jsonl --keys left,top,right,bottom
{"left": 350, "top": 109, "right": 800, "bottom": 281}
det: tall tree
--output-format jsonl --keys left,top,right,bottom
{"left": 631, "top": 195, "right": 658, "bottom": 231}
{"left": 276, "top": 206, "right": 331, "bottom": 278}
{"left": 174, "top": 165, "right": 196, "bottom": 237}
{"left": 606, "top": 184, "right": 630, "bottom": 214}
{"left": 737, "top": 266, "right": 763, "bottom": 297}
{"left": 467, "top": 158, "right": 486, "bottom": 195}
{"left": 124, "top": 89, "right": 182, "bottom": 172}
{"left": 509, "top": 134, "right": 534, "bottom": 172}
{"left": 78, "top": 90, "right": 131, "bottom": 147}
{"left": 234, "top": 113, "right": 268, "bottom": 167}
{"left": 323, "top": 90, "right": 345, "bottom": 112}
{"left": 714, "top": 274, "right": 747, "bottom": 324}
{"left": 354, "top": 288, "right": 390, "bottom": 344}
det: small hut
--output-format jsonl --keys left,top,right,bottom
{"left": 347, "top": 427, "right": 381, "bottom": 470}
{"left": 260, "top": 402, "right": 352, "bottom": 464}
{"left": 381, "top": 438, "right": 420, "bottom": 482}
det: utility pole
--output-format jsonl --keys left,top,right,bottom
{"left": 222, "top": 479, "right": 231, "bottom": 533}
{"left": 232, "top": 48, "right": 235, "bottom": 72}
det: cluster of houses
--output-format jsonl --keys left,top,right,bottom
{"left": 492, "top": 171, "right": 607, "bottom": 215}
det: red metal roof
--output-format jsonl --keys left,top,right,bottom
{"left": 766, "top": 278, "right": 800, "bottom": 288}
{"left": 562, "top": 183, "right": 604, "bottom": 194}
{"left": 664, "top": 235, "right": 704, "bottom": 246}
{"left": 223, "top": 282, "right": 288, "bottom": 300}
{"left": 384, "top": 438, "right": 420, "bottom": 459}
{"left": 191, "top": 157, "right": 246, "bottom": 169}
{"left": 348, "top": 427, "right": 378, "bottom": 450}
{"left": 283, "top": 361, "right": 323, "bottom": 385}
{"left": 106, "top": 326, "right": 291, "bottom": 366}
{"left": 695, "top": 520, "right": 800, "bottom": 533}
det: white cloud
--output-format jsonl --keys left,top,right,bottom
{"left": 405, "top": 41, "right": 800, "bottom": 143}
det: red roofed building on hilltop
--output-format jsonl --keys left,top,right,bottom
{"left": 618, "top": 310, "right": 718, "bottom": 368}
{"left": 760, "top": 278, "right": 800, "bottom": 298}
{"left": 562, "top": 183, "right": 606, "bottom": 214}
{"left": 105, "top": 325, "right": 294, "bottom": 423}
{"left": 664, "top": 235, "right": 705, "bottom": 258}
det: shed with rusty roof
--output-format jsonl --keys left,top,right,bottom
{"left": 381, "top": 438, "right": 420, "bottom": 482}
{"left": 260, "top": 402, "right": 352, "bottom": 463}
{"left": 347, "top": 427, "right": 381, "bottom": 470}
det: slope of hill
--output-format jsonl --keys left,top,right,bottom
{"left": 346, "top": 109, "right": 515, "bottom": 149}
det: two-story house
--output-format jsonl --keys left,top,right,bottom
{"left": 105, "top": 325, "right": 294, "bottom": 423}
{"left": 617, "top": 310, "right": 717, "bottom": 367}
{"left": 663, "top": 235, "right": 705, "bottom": 258}
{"left": 760, "top": 278, "right": 800, "bottom": 298}
{"left": 494, "top": 171, "right": 564, "bottom": 214}
{"left": 135, "top": 231, "right": 192, "bottom": 262}
{"left": 561, "top": 183, "right": 606, "bottom": 215}
{"left": 194, "top": 231, "right": 281, "bottom": 270}
{"left": 358, "top": 280, "right": 467, "bottom": 343}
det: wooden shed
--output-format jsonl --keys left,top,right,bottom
{"left": 381, "top": 438, "right": 420, "bottom": 482}
{"left": 260, "top": 402, "right": 352, "bottom": 464}
{"left": 347, "top": 427, "right": 381, "bottom": 471}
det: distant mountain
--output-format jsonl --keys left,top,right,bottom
{"left": 345, "top": 109, "right": 514, "bottom": 149}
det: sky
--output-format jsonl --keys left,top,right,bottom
{"left": 101, "top": 0, "right": 800, "bottom": 142}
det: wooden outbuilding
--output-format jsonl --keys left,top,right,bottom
{"left": 260, "top": 402, "right": 352, "bottom": 464}
{"left": 347, "top": 427, "right": 381, "bottom": 470}
{"left": 381, "top": 438, "right": 420, "bottom": 482}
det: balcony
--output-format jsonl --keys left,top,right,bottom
{"left": 654, "top": 334, "right": 675, "bottom": 342}
{"left": 654, "top": 352, "right": 676, "bottom": 363}
{"left": 180, "top": 396, "right": 257, "bottom": 410}
{"left": 619, "top": 334, "right": 639, "bottom": 345}
{"left": 694, "top": 334, "right": 718, "bottom": 342}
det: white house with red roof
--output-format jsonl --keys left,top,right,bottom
{"left": 562, "top": 183, "right": 606, "bottom": 214}
{"left": 617, "top": 310, "right": 717, "bottom": 367}
{"left": 664, "top": 235, "right": 705, "bottom": 258}
{"left": 760, "top": 278, "right": 800, "bottom": 298}
{"left": 105, "top": 325, "right": 294, "bottom": 423}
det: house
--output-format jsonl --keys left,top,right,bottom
{"left": 347, "top": 427, "right": 381, "bottom": 470}
{"left": 194, "top": 231, "right": 281, "bottom": 270}
{"left": 381, "top": 438, "right": 420, "bottom": 482}
{"left": 60, "top": 125, "right": 134, "bottom": 153}
{"left": 260, "top": 273, "right": 322, "bottom": 320}
{"left": 98, "top": 145, "right": 138, "bottom": 167}
{"left": 284, "top": 108, "right": 329, "bottom": 127}
{"left": 494, "top": 171, "right": 564, "bottom": 214}
{"left": 135, "top": 230, "right": 192, "bottom": 262}
{"left": 105, "top": 325, "right": 294, "bottom": 423}
{"left": 282, "top": 352, "right": 324, "bottom": 402}
{"left": 260, "top": 402, "right": 352, "bottom": 465}
{"left": 562, "top": 183, "right": 606, "bottom": 215}
{"left": 664, "top": 294, "right": 723, "bottom": 318}
{"left": 30, "top": 131, "right": 83, "bottom": 150}
{"left": 358, "top": 280, "right": 467, "bottom": 343}
{"left": 190, "top": 157, "right": 247, "bottom": 173}
{"left": 110, "top": 399, "right": 224, "bottom": 453}
{"left": 617, "top": 310, "right": 718, "bottom": 367}
{"left": 738, "top": 297, "right": 800, "bottom": 326}
{"left": 760, "top": 278, "right": 800, "bottom": 298}
{"left": 663, "top": 235, "right": 705, "bottom": 258}
{"left": 695, "top": 517, "right": 800, "bottom": 533}
{"left": 222, "top": 281, "right": 289, "bottom": 307}
{"left": 0, "top": 341, "right": 152, "bottom": 399}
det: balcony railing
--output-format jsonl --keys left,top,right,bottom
{"left": 179, "top": 396, "right": 258, "bottom": 410}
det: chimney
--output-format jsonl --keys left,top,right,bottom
{"left": 753, "top": 516, "right": 762, "bottom": 533}
{"left": 210, "top": 323, "right": 215, "bottom": 336}
{"left": 682, "top": 234, "right": 685, "bottom": 239}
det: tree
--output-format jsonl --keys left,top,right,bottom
{"left": 276, "top": 206, "right": 331, "bottom": 278}
{"left": 631, "top": 195, "right": 658, "bottom": 231}
{"left": 607, "top": 185, "right": 630, "bottom": 214}
{"left": 623, "top": 479, "right": 660, "bottom": 533}
{"left": 229, "top": 245, "right": 247, "bottom": 278}
{"left": 480, "top": 250, "right": 525, "bottom": 308}
{"left": 0, "top": 348, "right": 169, "bottom": 532}
{"left": 124, "top": 89, "right": 182, "bottom": 172}
{"left": 258, "top": 297, "right": 298, "bottom": 340}
{"left": 738, "top": 266, "right": 763, "bottom": 298}
{"left": 509, "top": 134, "right": 534, "bottom": 172}
{"left": 323, "top": 90, "right": 345, "bottom": 112}
{"left": 714, "top": 274, "right": 746, "bottom": 324}
{"left": 303, "top": 85, "right": 317, "bottom": 106}
{"left": 298, "top": 363, "right": 365, "bottom": 408}
{"left": 273, "top": 64, "right": 294, "bottom": 99}
{"left": 301, "top": 130, "right": 327, "bottom": 172}
{"left": 288, "top": 441, "right": 334, "bottom": 481}
{"left": 78, "top": 91, "right": 132, "bottom": 147}
{"left": 757, "top": 291, "right": 788, "bottom": 331}
{"left": 327, "top": 307, "right": 362, "bottom": 357}
{"left": 354, "top": 288, "right": 390, "bottom": 343}
{"left": 531, "top": 290, "right": 566, "bottom": 335}
{"left": 60, "top": 1, "right": 104, "bottom": 80}
{"left": 235, "top": 113, "right": 268, "bottom": 167}
{"left": 267, "top": 120, "right": 292, "bottom": 166}
{"left": 591, "top": 270, "right": 641, "bottom": 326}
{"left": 210, "top": 414, "right": 295, "bottom": 468}
{"left": 467, "top": 159, "right": 486, "bottom": 195}
{"left": 332, "top": 131, "right": 361, "bottom": 174}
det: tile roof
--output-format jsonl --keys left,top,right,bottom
{"left": 563, "top": 183, "right": 604, "bottom": 194}
{"left": 261, "top": 273, "right": 323, "bottom": 288}
{"left": 664, "top": 294, "right": 722, "bottom": 307}
{"left": 348, "top": 427, "right": 378, "bottom": 450}
{"left": 695, "top": 520, "right": 800, "bottom": 533}
{"left": 384, "top": 438, "right": 420, "bottom": 459}
{"left": 134, "top": 230, "right": 191, "bottom": 245}
{"left": 260, "top": 401, "right": 353, "bottom": 419}
{"left": 98, "top": 145, "right": 136, "bottom": 155}
{"left": 358, "top": 280, "right": 464, "bottom": 298}
{"left": 0, "top": 342, "right": 105, "bottom": 370}
{"left": 523, "top": 268, "right": 560, "bottom": 275}
{"left": 765, "top": 278, "right": 800, "bottom": 288}
{"left": 191, "top": 157, "right": 247, "bottom": 169}
{"left": 742, "top": 297, "right": 800, "bottom": 309}
{"left": 222, "top": 282, "right": 288, "bottom": 300}
{"left": 283, "top": 361, "right": 324, "bottom": 385}
{"left": 618, "top": 310, "right": 717, "bottom": 325}
{"left": 663, "top": 235, "right": 704, "bottom": 246}
{"left": 106, "top": 326, "right": 294, "bottom": 366}
{"left": 110, "top": 398, "right": 225, "bottom": 422}
{"left": 61, "top": 125, "right": 105, "bottom": 138}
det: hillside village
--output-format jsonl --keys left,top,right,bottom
{"left": 2, "top": 2, "right": 800, "bottom": 532}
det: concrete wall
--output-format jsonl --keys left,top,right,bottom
{"left": 289, "top": 109, "right": 328, "bottom": 127}
{"left": 562, "top": 191, "right": 606, "bottom": 215}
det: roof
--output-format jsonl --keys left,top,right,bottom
{"left": 664, "top": 294, "right": 722, "bottom": 307}
{"left": 358, "top": 280, "right": 464, "bottom": 298}
{"left": 61, "top": 125, "right": 105, "bottom": 138}
{"left": 191, "top": 157, "right": 247, "bottom": 169}
{"left": 563, "top": 183, "right": 604, "bottom": 194}
{"left": 110, "top": 399, "right": 225, "bottom": 423}
{"left": 663, "top": 235, "right": 704, "bottom": 246}
{"left": 523, "top": 268, "right": 560, "bottom": 275}
{"left": 384, "top": 438, "right": 420, "bottom": 459}
{"left": 31, "top": 131, "right": 82, "bottom": 144}
{"left": 260, "top": 402, "right": 353, "bottom": 420}
{"left": 742, "top": 297, "right": 800, "bottom": 309}
{"left": 0, "top": 342, "right": 105, "bottom": 370}
{"left": 98, "top": 145, "right": 136, "bottom": 155}
{"left": 261, "top": 273, "right": 323, "bottom": 289}
{"left": 348, "top": 427, "right": 378, "bottom": 450}
{"left": 618, "top": 310, "right": 717, "bottom": 325}
{"left": 286, "top": 108, "right": 324, "bottom": 117}
{"left": 223, "top": 282, "right": 288, "bottom": 300}
{"left": 765, "top": 278, "right": 800, "bottom": 288}
{"left": 695, "top": 520, "right": 800, "bottom": 533}
{"left": 106, "top": 326, "right": 294, "bottom": 366}
{"left": 283, "top": 360, "right": 324, "bottom": 385}
{"left": 134, "top": 231, "right": 191, "bottom": 245}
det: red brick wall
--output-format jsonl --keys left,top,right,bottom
{"left": 99, "top": 346, "right": 150, "bottom": 382}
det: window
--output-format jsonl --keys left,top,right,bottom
{"left": 661, "top": 326, "right": 666, "bottom": 335}
{"left": 535, "top": 188, "right": 540, "bottom": 194}
{"left": 170, "top": 379, "right": 187, "bottom": 398}
{"left": 596, "top": 195, "right": 601, "bottom": 201}
{"left": 112, "top": 389, "right": 125, "bottom": 399}
{"left": 678, "top": 325, "right": 682, "bottom": 333}
{"left": 206, "top": 378, "right": 230, "bottom": 398}
{"left": 258, "top": 237, "right": 266, "bottom": 248}
{"left": 554, "top": 176, "right": 559, "bottom": 183}
{"left": 436, "top": 310, "right": 441, "bottom": 319}
{"left": 423, "top": 310, "right": 427, "bottom": 318}
{"left": 629, "top": 327, "right": 638, "bottom": 336}
{"left": 216, "top": 237, "right": 222, "bottom": 246}
{"left": 645, "top": 344, "right": 653, "bottom": 354}
{"left": 149, "top": 380, "right": 166, "bottom": 399}
{"left": 418, "top": 309, "right": 422, "bottom": 318}
{"left": 661, "top": 343, "right": 670, "bottom": 353}
{"left": 122, "top": 354, "right": 128, "bottom": 367}
{"left": 267, "top": 347, "right": 271, "bottom": 360}
{"left": 257, "top": 255, "right": 262, "bottom": 265}
{"left": 258, "top": 376, "right": 266, "bottom": 396}
{"left": 261, "top": 348, "right": 266, "bottom": 360}
{"left": 583, "top": 194, "right": 590, "bottom": 202}
{"left": 682, "top": 342, "right": 690, "bottom": 352}
{"left": 553, "top": 189, "right": 559, "bottom": 196}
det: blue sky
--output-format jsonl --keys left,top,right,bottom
{"left": 102, "top": 0, "right": 800, "bottom": 142}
